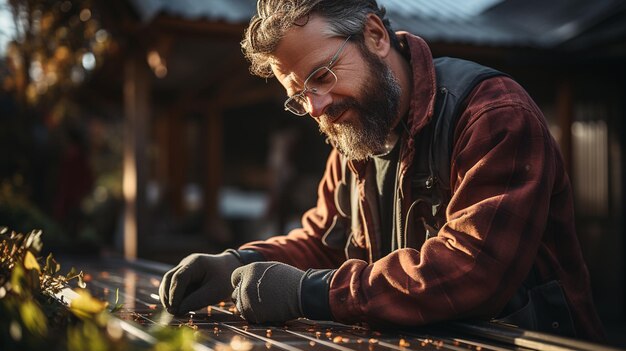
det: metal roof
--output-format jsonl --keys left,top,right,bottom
{"left": 382, "top": 0, "right": 505, "bottom": 21}
{"left": 128, "top": 0, "right": 256, "bottom": 23}
{"left": 382, "top": 0, "right": 626, "bottom": 48}
{"left": 127, "top": 0, "right": 626, "bottom": 49}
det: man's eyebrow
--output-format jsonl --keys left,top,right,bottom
{"left": 286, "top": 39, "right": 343, "bottom": 96}
{"left": 306, "top": 57, "right": 329, "bottom": 77}
{"left": 286, "top": 59, "right": 324, "bottom": 96}
{"left": 295, "top": 50, "right": 334, "bottom": 90}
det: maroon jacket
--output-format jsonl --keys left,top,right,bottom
{"left": 240, "top": 32, "right": 604, "bottom": 341}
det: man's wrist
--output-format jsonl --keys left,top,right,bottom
{"left": 300, "top": 268, "right": 336, "bottom": 321}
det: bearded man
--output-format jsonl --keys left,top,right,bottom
{"left": 159, "top": 0, "right": 604, "bottom": 342}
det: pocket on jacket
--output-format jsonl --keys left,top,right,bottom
{"left": 495, "top": 280, "right": 576, "bottom": 338}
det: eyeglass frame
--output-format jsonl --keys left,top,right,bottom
{"left": 283, "top": 35, "right": 352, "bottom": 116}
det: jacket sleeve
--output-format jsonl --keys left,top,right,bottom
{"left": 239, "top": 149, "right": 346, "bottom": 270}
{"left": 329, "top": 78, "right": 559, "bottom": 326}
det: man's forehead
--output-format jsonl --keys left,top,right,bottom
{"left": 269, "top": 16, "right": 336, "bottom": 85}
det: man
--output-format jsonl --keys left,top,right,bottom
{"left": 159, "top": 0, "right": 605, "bottom": 341}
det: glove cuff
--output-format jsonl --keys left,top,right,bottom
{"left": 225, "top": 249, "right": 265, "bottom": 265}
{"left": 300, "top": 269, "right": 336, "bottom": 321}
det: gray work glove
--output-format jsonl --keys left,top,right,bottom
{"left": 231, "top": 262, "right": 304, "bottom": 323}
{"left": 159, "top": 251, "right": 241, "bottom": 314}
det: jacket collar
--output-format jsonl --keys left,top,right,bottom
{"left": 399, "top": 32, "right": 437, "bottom": 137}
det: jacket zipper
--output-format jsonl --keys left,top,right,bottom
{"left": 394, "top": 142, "right": 405, "bottom": 250}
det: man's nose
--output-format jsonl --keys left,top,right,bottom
{"left": 306, "top": 93, "right": 332, "bottom": 118}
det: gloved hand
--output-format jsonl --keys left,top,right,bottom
{"left": 231, "top": 262, "right": 304, "bottom": 323}
{"left": 159, "top": 251, "right": 241, "bottom": 314}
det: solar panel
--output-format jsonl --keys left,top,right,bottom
{"left": 55, "top": 257, "right": 609, "bottom": 351}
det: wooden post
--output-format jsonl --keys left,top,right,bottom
{"left": 123, "top": 54, "right": 151, "bottom": 260}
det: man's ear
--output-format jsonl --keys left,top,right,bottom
{"left": 362, "top": 13, "right": 391, "bottom": 58}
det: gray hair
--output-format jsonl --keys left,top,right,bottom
{"left": 241, "top": 0, "right": 399, "bottom": 78}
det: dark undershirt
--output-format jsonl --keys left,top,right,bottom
{"left": 372, "top": 140, "right": 400, "bottom": 256}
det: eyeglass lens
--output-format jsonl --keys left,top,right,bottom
{"left": 286, "top": 67, "right": 337, "bottom": 115}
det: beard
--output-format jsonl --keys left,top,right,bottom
{"left": 318, "top": 44, "right": 401, "bottom": 161}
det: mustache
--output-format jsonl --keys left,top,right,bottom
{"left": 322, "top": 98, "right": 359, "bottom": 122}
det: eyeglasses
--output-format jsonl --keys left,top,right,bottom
{"left": 284, "top": 36, "right": 352, "bottom": 116}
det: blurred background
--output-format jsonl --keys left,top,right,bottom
{"left": 0, "top": 0, "right": 625, "bottom": 345}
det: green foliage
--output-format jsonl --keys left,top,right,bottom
{"left": 0, "top": 227, "right": 198, "bottom": 350}
{"left": 151, "top": 326, "right": 198, "bottom": 351}
{"left": 0, "top": 227, "right": 67, "bottom": 349}
{"left": 109, "top": 288, "right": 124, "bottom": 313}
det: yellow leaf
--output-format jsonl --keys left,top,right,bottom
{"left": 24, "top": 251, "right": 40, "bottom": 272}
{"left": 10, "top": 265, "right": 24, "bottom": 295}
{"left": 69, "top": 289, "right": 108, "bottom": 319}
{"left": 20, "top": 300, "right": 48, "bottom": 336}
